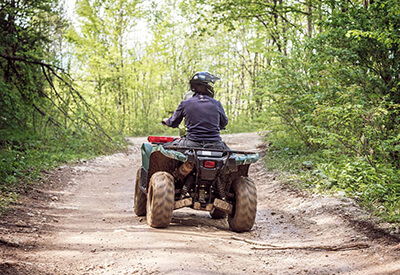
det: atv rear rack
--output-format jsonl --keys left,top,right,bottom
{"left": 163, "top": 146, "right": 258, "bottom": 155}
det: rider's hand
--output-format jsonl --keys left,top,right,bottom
{"left": 162, "top": 118, "right": 168, "bottom": 125}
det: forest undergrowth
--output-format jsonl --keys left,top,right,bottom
{"left": 264, "top": 128, "right": 400, "bottom": 225}
{"left": 0, "top": 128, "right": 125, "bottom": 212}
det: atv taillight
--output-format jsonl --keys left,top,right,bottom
{"left": 204, "top": 160, "right": 216, "bottom": 168}
{"left": 148, "top": 136, "right": 175, "bottom": 143}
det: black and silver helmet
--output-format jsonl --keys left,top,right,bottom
{"left": 189, "top": 71, "right": 220, "bottom": 98}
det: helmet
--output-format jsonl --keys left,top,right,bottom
{"left": 189, "top": 71, "right": 220, "bottom": 97}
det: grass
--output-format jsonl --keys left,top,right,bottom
{"left": 0, "top": 129, "right": 125, "bottom": 212}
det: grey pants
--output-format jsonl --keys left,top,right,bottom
{"left": 169, "top": 138, "right": 229, "bottom": 150}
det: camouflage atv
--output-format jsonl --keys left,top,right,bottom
{"left": 134, "top": 136, "right": 259, "bottom": 232}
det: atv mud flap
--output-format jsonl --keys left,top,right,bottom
{"left": 213, "top": 198, "right": 233, "bottom": 215}
{"left": 174, "top": 198, "right": 193, "bottom": 210}
{"left": 193, "top": 202, "right": 213, "bottom": 211}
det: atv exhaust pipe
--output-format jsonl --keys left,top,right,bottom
{"left": 174, "top": 161, "right": 194, "bottom": 180}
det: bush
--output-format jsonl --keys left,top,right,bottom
{"left": 264, "top": 128, "right": 400, "bottom": 222}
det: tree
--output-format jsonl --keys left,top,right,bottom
{"left": 67, "top": 0, "right": 141, "bottom": 133}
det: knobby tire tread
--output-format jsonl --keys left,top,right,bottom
{"left": 228, "top": 177, "right": 257, "bottom": 232}
{"left": 134, "top": 168, "right": 147, "bottom": 216}
{"left": 146, "top": 171, "right": 175, "bottom": 228}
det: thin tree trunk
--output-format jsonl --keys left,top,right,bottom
{"left": 306, "top": 0, "right": 313, "bottom": 38}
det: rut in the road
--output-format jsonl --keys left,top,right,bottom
{"left": 232, "top": 236, "right": 370, "bottom": 251}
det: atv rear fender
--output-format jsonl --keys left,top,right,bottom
{"left": 140, "top": 142, "right": 259, "bottom": 191}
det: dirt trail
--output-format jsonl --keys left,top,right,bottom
{"left": 1, "top": 132, "right": 400, "bottom": 274}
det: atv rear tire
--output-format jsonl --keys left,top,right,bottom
{"left": 134, "top": 168, "right": 147, "bottom": 216}
{"left": 146, "top": 171, "right": 175, "bottom": 228}
{"left": 210, "top": 208, "right": 227, "bottom": 219}
{"left": 228, "top": 177, "right": 257, "bottom": 232}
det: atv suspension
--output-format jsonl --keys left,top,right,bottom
{"left": 216, "top": 177, "right": 226, "bottom": 200}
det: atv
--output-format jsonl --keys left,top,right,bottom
{"left": 134, "top": 136, "right": 259, "bottom": 232}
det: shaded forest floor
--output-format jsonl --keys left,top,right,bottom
{"left": 1, "top": 133, "right": 400, "bottom": 274}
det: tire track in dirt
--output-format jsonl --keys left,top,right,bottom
{"left": 1, "top": 133, "right": 400, "bottom": 274}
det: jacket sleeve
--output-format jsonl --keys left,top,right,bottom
{"left": 165, "top": 101, "right": 185, "bottom": 128}
{"left": 218, "top": 101, "right": 228, "bottom": 130}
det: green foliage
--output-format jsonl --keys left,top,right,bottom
{"left": 67, "top": 0, "right": 266, "bottom": 136}
{"left": 0, "top": 127, "right": 123, "bottom": 212}
{"left": 207, "top": 0, "right": 400, "bottom": 222}
{"left": 0, "top": 0, "right": 124, "bottom": 212}
{"left": 265, "top": 130, "right": 400, "bottom": 222}
{"left": 226, "top": 117, "right": 264, "bottom": 134}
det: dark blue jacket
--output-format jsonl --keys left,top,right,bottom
{"left": 165, "top": 94, "right": 228, "bottom": 142}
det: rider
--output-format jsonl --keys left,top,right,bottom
{"left": 162, "top": 71, "right": 229, "bottom": 150}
